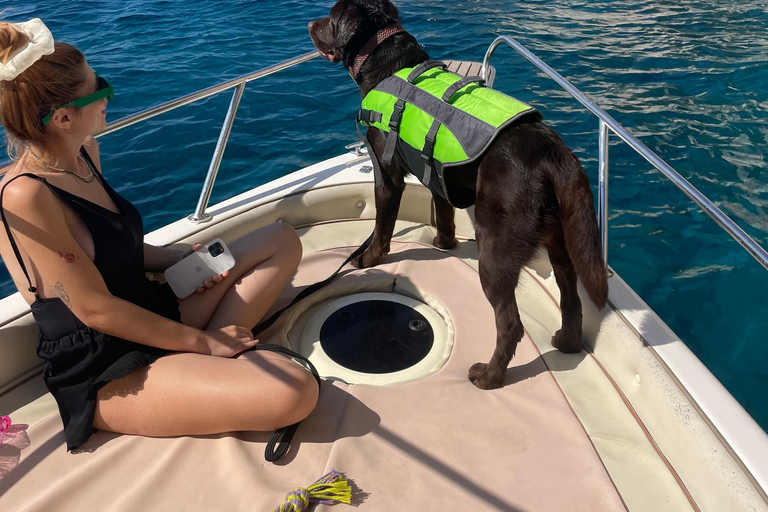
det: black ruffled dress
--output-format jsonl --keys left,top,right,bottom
{"left": 0, "top": 148, "right": 179, "bottom": 450}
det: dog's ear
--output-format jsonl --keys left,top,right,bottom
{"left": 379, "top": 0, "right": 400, "bottom": 22}
{"left": 334, "top": 3, "right": 360, "bottom": 50}
{"left": 357, "top": 0, "right": 401, "bottom": 29}
{"left": 330, "top": 0, "right": 402, "bottom": 67}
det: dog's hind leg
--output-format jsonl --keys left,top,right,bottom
{"left": 432, "top": 194, "right": 458, "bottom": 250}
{"left": 468, "top": 232, "right": 537, "bottom": 390}
{"left": 544, "top": 227, "right": 583, "bottom": 353}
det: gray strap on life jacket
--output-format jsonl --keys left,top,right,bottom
{"left": 421, "top": 119, "right": 441, "bottom": 187}
{"left": 442, "top": 76, "right": 486, "bottom": 102}
{"left": 354, "top": 111, "right": 383, "bottom": 188}
{"left": 406, "top": 60, "right": 447, "bottom": 83}
{"left": 381, "top": 98, "right": 406, "bottom": 166}
{"left": 357, "top": 109, "right": 382, "bottom": 124}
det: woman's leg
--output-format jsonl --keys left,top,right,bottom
{"left": 93, "top": 350, "right": 319, "bottom": 436}
{"left": 94, "top": 223, "right": 315, "bottom": 436}
{"left": 177, "top": 222, "right": 303, "bottom": 331}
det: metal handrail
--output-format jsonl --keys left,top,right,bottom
{"left": 96, "top": 50, "right": 320, "bottom": 221}
{"left": 481, "top": 35, "right": 768, "bottom": 273}
{"left": 97, "top": 51, "right": 319, "bottom": 136}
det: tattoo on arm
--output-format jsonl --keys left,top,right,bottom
{"left": 54, "top": 281, "right": 72, "bottom": 309}
{"left": 57, "top": 251, "right": 78, "bottom": 263}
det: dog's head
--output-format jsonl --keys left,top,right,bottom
{"left": 308, "top": 0, "right": 401, "bottom": 67}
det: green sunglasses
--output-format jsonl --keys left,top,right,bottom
{"left": 41, "top": 73, "right": 114, "bottom": 125}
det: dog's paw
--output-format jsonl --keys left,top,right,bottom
{"left": 551, "top": 328, "right": 582, "bottom": 354}
{"left": 468, "top": 362, "right": 505, "bottom": 390}
{"left": 433, "top": 235, "right": 458, "bottom": 250}
{"left": 351, "top": 249, "right": 381, "bottom": 269}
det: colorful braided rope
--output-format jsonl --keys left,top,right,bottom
{"left": 271, "top": 468, "right": 352, "bottom": 512}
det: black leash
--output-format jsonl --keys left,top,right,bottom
{"left": 247, "top": 343, "right": 320, "bottom": 462}
{"left": 249, "top": 233, "right": 372, "bottom": 462}
{"left": 252, "top": 115, "right": 384, "bottom": 463}
{"left": 251, "top": 233, "right": 373, "bottom": 337}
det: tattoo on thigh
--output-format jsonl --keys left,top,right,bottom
{"left": 54, "top": 281, "right": 72, "bottom": 309}
{"left": 57, "top": 251, "right": 78, "bottom": 263}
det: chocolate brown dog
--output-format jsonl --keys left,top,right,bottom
{"left": 309, "top": 0, "right": 608, "bottom": 390}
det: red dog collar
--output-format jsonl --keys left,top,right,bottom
{"left": 350, "top": 24, "right": 406, "bottom": 80}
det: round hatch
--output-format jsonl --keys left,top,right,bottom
{"left": 298, "top": 292, "right": 451, "bottom": 386}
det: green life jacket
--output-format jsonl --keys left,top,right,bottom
{"left": 358, "top": 60, "right": 542, "bottom": 208}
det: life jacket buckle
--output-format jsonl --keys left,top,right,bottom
{"left": 421, "top": 124, "right": 438, "bottom": 163}
{"left": 389, "top": 100, "right": 406, "bottom": 132}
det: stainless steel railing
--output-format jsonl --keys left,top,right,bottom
{"left": 96, "top": 51, "right": 319, "bottom": 222}
{"left": 481, "top": 35, "right": 768, "bottom": 273}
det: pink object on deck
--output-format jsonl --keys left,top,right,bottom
{"left": 0, "top": 415, "right": 10, "bottom": 445}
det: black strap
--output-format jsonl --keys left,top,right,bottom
{"left": 249, "top": 234, "right": 372, "bottom": 462}
{"left": 0, "top": 147, "right": 104, "bottom": 296}
{"left": 251, "top": 233, "right": 372, "bottom": 337}
{"left": 79, "top": 146, "right": 109, "bottom": 187}
{"left": 420, "top": 119, "right": 441, "bottom": 187}
{"left": 265, "top": 422, "right": 299, "bottom": 462}
{"left": 248, "top": 343, "right": 322, "bottom": 462}
{"left": 441, "top": 76, "right": 485, "bottom": 103}
{"left": 357, "top": 109, "right": 382, "bottom": 125}
{"left": 0, "top": 173, "right": 48, "bottom": 295}
{"left": 381, "top": 98, "right": 406, "bottom": 166}
{"left": 406, "top": 60, "right": 447, "bottom": 83}
{"left": 355, "top": 111, "right": 385, "bottom": 189}
{"left": 248, "top": 117, "right": 383, "bottom": 462}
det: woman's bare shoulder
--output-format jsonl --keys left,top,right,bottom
{"left": 1, "top": 170, "right": 61, "bottom": 222}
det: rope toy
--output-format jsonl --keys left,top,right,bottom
{"left": 271, "top": 468, "right": 352, "bottom": 512}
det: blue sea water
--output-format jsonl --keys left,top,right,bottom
{"left": 2, "top": 1, "right": 767, "bottom": 430}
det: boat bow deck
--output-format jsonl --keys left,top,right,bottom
{"left": 1, "top": 154, "right": 766, "bottom": 511}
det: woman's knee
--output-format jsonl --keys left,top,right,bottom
{"left": 263, "top": 359, "right": 319, "bottom": 429}
{"left": 273, "top": 222, "right": 303, "bottom": 269}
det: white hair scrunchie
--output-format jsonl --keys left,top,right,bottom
{"left": 0, "top": 18, "right": 55, "bottom": 82}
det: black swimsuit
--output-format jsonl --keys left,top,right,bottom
{"left": 0, "top": 148, "right": 179, "bottom": 451}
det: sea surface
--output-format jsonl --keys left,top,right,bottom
{"left": 2, "top": 0, "right": 767, "bottom": 430}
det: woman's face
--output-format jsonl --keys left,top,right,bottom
{"left": 71, "top": 61, "right": 109, "bottom": 135}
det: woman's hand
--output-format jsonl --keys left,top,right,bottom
{"left": 197, "top": 326, "right": 258, "bottom": 357}
{"left": 184, "top": 243, "right": 231, "bottom": 294}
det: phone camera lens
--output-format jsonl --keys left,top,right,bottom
{"left": 209, "top": 242, "right": 223, "bottom": 257}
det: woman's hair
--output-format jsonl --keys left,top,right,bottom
{"left": 0, "top": 21, "right": 86, "bottom": 156}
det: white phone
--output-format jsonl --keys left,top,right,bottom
{"left": 163, "top": 238, "right": 236, "bottom": 298}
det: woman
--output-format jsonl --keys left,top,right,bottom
{"left": 0, "top": 18, "right": 319, "bottom": 451}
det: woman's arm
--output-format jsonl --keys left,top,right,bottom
{"left": 2, "top": 178, "right": 254, "bottom": 356}
{"left": 144, "top": 243, "right": 229, "bottom": 294}
{"left": 144, "top": 243, "right": 185, "bottom": 272}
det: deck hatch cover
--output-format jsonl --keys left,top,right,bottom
{"left": 319, "top": 300, "right": 434, "bottom": 373}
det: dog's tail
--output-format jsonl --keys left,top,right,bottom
{"left": 549, "top": 152, "right": 608, "bottom": 309}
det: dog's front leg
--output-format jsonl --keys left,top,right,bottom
{"left": 431, "top": 193, "right": 458, "bottom": 250}
{"left": 353, "top": 145, "right": 406, "bottom": 269}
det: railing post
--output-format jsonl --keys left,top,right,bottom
{"left": 481, "top": 39, "right": 502, "bottom": 88}
{"left": 189, "top": 82, "right": 247, "bottom": 222}
{"left": 598, "top": 119, "right": 609, "bottom": 269}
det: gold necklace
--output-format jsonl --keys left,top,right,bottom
{"left": 25, "top": 147, "right": 95, "bottom": 183}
